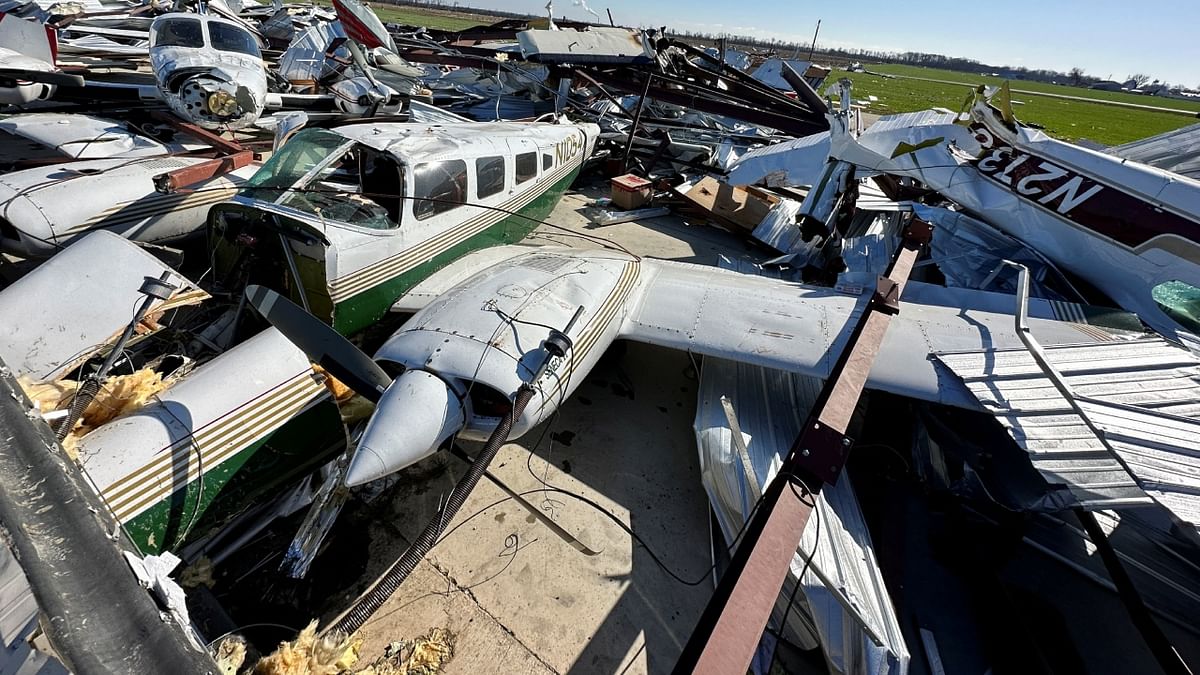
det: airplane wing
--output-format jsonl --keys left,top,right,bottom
{"left": 390, "top": 245, "right": 541, "bottom": 313}
{"left": 618, "top": 258, "right": 1128, "bottom": 409}
{"left": 392, "top": 246, "right": 1134, "bottom": 410}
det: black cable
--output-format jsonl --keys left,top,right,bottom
{"left": 517, "top": 372, "right": 770, "bottom": 587}
{"left": 769, "top": 482, "right": 821, "bottom": 672}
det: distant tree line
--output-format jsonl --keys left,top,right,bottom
{"left": 377, "top": 0, "right": 1181, "bottom": 89}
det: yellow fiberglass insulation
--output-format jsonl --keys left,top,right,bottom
{"left": 253, "top": 621, "right": 362, "bottom": 675}
{"left": 16, "top": 370, "right": 170, "bottom": 458}
{"left": 252, "top": 624, "right": 455, "bottom": 675}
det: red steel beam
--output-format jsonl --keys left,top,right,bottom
{"left": 152, "top": 150, "right": 255, "bottom": 194}
{"left": 674, "top": 219, "right": 932, "bottom": 675}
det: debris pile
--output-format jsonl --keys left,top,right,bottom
{"left": 2, "top": 2, "right": 1200, "bottom": 675}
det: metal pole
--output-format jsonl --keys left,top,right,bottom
{"left": 674, "top": 220, "right": 931, "bottom": 675}
{"left": 621, "top": 72, "right": 654, "bottom": 173}
{"left": 807, "top": 19, "right": 820, "bottom": 61}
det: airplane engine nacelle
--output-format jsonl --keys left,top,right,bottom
{"left": 0, "top": 156, "right": 259, "bottom": 257}
{"left": 348, "top": 249, "right": 642, "bottom": 483}
{"left": 329, "top": 76, "right": 402, "bottom": 116}
{"left": 167, "top": 67, "right": 265, "bottom": 129}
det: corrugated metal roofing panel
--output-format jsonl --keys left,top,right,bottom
{"left": 861, "top": 110, "right": 957, "bottom": 135}
{"left": 1106, "top": 122, "right": 1200, "bottom": 179}
{"left": 935, "top": 336, "right": 1200, "bottom": 524}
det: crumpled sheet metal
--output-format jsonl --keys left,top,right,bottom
{"left": 830, "top": 101, "right": 1200, "bottom": 341}
{"left": 694, "top": 355, "right": 909, "bottom": 675}
{"left": 726, "top": 131, "right": 831, "bottom": 188}
{"left": 751, "top": 198, "right": 806, "bottom": 254}
{"left": 0, "top": 231, "right": 206, "bottom": 382}
{"left": 915, "top": 203, "right": 1073, "bottom": 300}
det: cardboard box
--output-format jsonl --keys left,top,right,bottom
{"left": 610, "top": 174, "right": 652, "bottom": 210}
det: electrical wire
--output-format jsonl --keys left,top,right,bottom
{"left": 769, "top": 482, "right": 821, "bottom": 671}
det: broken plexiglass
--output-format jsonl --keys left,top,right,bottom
{"left": 239, "top": 128, "right": 402, "bottom": 230}
{"left": 1151, "top": 280, "right": 1200, "bottom": 334}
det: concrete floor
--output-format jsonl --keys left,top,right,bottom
{"left": 348, "top": 184, "right": 767, "bottom": 674}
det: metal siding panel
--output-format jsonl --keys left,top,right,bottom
{"left": 935, "top": 337, "right": 1200, "bottom": 522}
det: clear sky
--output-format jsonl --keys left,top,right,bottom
{"left": 462, "top": 0, "right": 1199, "bottom": 87}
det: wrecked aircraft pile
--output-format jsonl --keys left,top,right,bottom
{"left": 0, "top": 2, "right": 1199, "bottom": 674}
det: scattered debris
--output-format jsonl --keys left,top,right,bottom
{"left": 253, "top": 621, "right": 361, "bottom": 675}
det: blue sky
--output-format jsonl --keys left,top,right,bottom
{"left": 462, "top": 0, "right": 1199, "bottom": 87}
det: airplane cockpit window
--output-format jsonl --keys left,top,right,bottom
{"left": 1152, "top": 280, "right": 1200, "bottom": 334}
{"left": 241, "top": 128, "right": 350, "bottom": 201}
{"left": 239, "top": 129, "right": 401, "bottom": 230}
{"left": 515, "top": 152, "right": 537, "bottom": 184}
{"left": 542, "top": 153, "right": 553, "bottom": 171}
{"left": 476, "top": 156, "right": 505, "bottom": 199}
{"left": 209, "top": 22, "right": 261, "bottom": 57}
{"left": 413, "top": 160, "right": 468, "bottom": 221}
{"left": 152, "top": 18, "right": 203, "bottom": 49}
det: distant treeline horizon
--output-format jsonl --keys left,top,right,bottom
{"left": 387, "top": 0, "right": 1172, "bottom": 89}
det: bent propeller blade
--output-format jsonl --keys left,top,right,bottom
{"left": 245, "top": 285, "right": 392, "bottom": 403}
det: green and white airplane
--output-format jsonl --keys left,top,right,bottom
{"left": 0, "top": 116, "right": 598, "bottom": 555}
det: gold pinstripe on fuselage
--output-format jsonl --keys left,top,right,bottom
{"left": 102, "top": 370, "right": 326, "bottom": 522}
{"left": 329, "top": 158, "right": 579, "bottom": 303}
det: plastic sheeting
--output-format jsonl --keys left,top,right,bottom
{"left": 916, "top": 203, "right": 1077, "bottom": 301}
{"left": 694, "top": 354, "right": 909, "bottom": 675}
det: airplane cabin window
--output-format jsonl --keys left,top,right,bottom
{"left": 542, "top": 153, "right": 553, "bottom": 171}
{"left": 476, "top": 156, "right": 505, "bottom": 199}
{"left": 413, "top": 160, "right": 468, "bottom": 221}
{"left": 358, "top": 149, "right": 403, "bottom": 228}
{"left": 1151, "top": 280, "right": 1200, "bottom": 334}
{"left": 209, "top": 22, "right": 261, "bottom": 57}
{"left": 515, "top": 152, "right": 537, "bottom": 184}
{"left": 153, "top": 18, "right": 204, "bottom": 49}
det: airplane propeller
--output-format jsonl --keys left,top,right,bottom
{"left": 243, "top": 285, "right": 599, "bottom": 582}
{"left": 244, "top": 285, "right": 392, "bottom": 403}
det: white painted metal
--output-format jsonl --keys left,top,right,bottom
{"left": 0, "top": 231, "right": 204, "bottom": 382}
{"left": 222, "top": 119, "right": 598, "bottom": 308}
{"left": 0, "top": 155, "right": 259, "bottom": 256}
{"left": 355, "top": 245, "right": 1126, "bottom": 482}
{"left": 346, "top": 369, "right": 466, "bottom": 486}
{"left": 76, "top": 328, "right": 328, "bottom": 526}
{"left": 149, "top": 13, "right": 268, "bottom": 130}
{"left": 829, "top": 100, "right": 1200, "bottom": 341}
{"left": 0, "top": 114, "right": 168, "bottom": 160}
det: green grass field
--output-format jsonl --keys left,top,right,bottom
{"left": 313, "top": 0, "right": 487, "bottom": 31}
{"left": 835, "top": 66, "right": 1200, "bottom": 146}
{"left": 870, "top": 63, "right": 1200, "bottom": 114}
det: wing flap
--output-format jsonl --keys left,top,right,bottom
{"left": 621, "top": 259, "right": 1123, "bottom": 409}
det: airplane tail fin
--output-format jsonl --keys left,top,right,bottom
{"left": 0, "top": 13, "right": 58, "bottom": 66}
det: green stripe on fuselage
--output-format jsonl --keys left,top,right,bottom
{"left": 332, "top": 167, "right": 580, "bottom": 335}
{"left": 122, "top": 399, "right": 344, "bottom": 554}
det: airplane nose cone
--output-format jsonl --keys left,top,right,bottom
{"left": 344, "top": 370, "right": 465, "bottom": 486}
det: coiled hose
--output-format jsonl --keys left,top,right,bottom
{"left": 54, "top": 379, "right": 99, "bottom": 441}
{"left": 328, "top": 383, "right": 536, "bottom": 636}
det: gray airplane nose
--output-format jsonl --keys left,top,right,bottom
{"left": 344, "top": 369, "right": 465, "bottom": 486}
